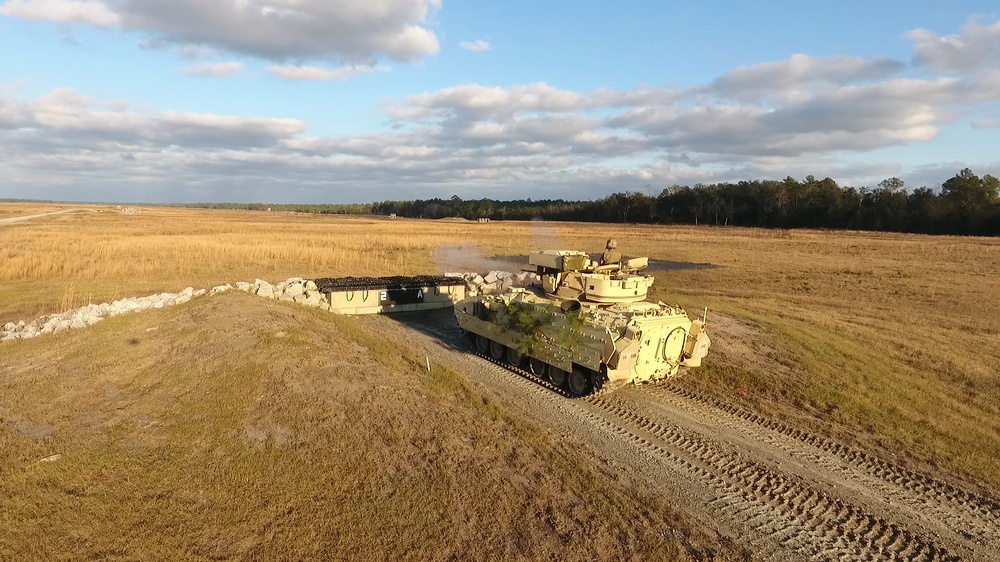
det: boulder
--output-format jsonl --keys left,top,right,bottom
{"left": 256, "top": 285, "right": 275, "bottom": 299}
{"left": 304, "top": 280, "right": 318, "bottom": 291}
{"left": 284, "top": 283, "right": 304, "bottom": 298}
{"left": 483, "top": 272, "right": 499, "bottom": 284}
{"left": 235, "top": 281, "right": 251, "bottom": 292}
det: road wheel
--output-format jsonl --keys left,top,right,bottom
{"left": 505, "top": 347, "right": 523, "bottom": 367}
{"left": 566, "top": 368, "right": 591, "bottom": 397}
{"left": 528, "top": 358, "right": 547, "bottom": 378}
{"left": 548, "top": 366, "right": 568, "bottom": 388}
{"left": 475, "top": 334, "right": 490, "bottom": 353}
{"left": 489, "top": 340, "right": 506, "bottom": 361}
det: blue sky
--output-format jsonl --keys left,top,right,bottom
{"left": 1, "top": 1, "right": 1000, "bottom": 203}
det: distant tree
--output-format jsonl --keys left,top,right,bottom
{"left": 878, "top": 177, "right": 905, "bottom": 192}
{"left": 942, "top": 168, "right": 995, "bottom": 210}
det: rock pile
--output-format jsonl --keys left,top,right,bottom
{"left": 1, "top": 287, "right": 208, "bottom": 341}
{"left": 1, "top": 272, "right": 536, "bottom": 343}
{"left": 446, "top": 270, "right": 540, "bottom": 294}
{"left": 250, "top": 278, "right": 330, "bottom": 310}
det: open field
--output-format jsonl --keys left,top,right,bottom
{"left": 2, "top": 204, "right": 999, "bottom": 559}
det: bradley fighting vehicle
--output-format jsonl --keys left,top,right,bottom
{"left": 454, "top": 250, "right": 711, "bottom": 397}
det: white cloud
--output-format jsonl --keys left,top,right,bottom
{"left": 0, "top": 0, "right": 119, "bottom": 26}
{"left": 460, "top": 39, "right": 490, "bottom": 52}
{"left": 713, "top": 54, "right": 906, "bottom": 95}
{"left": 907, "top": 19, "right": 1000, "bottom": 73}
{"left": 0, "top": 87, "right": 305, "bottom": 147}
{"left": 0, "top": 0, "right": 441, "bottom": 63}
{"left": 182, "top": 62, "right": 244, "bottom": 78}
{"left": 391, "top": 82, "right": 590, "bottom": 121}
{"left": 267, "top": 64, "right": 381, "bottom": 82}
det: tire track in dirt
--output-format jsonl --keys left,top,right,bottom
{"left": 632, "top": 383, "right": 1000, "bottom": 555}
{"left": 586, "top": 396, "right": 962, "bottom": 561}
{"left": 361, "top": 313, "right": 990, "bottom": 561}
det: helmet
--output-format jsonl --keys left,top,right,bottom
{"left": 606, "top": 239, "right": 617, "bottom": 249}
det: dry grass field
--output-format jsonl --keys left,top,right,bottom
{"left": 1, "top": 204, "right": 998, "bottom": 558}
{"left": 1, "top": 294, "right": 735, "bottom": 560}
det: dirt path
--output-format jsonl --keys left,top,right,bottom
{"left": 0, "top": 209, "right": 77, "bottom": 226}
{"left": 361, "top": 311, "right": 999, "bottom": 562}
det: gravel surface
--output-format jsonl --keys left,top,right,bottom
{"left": 361, "top": 310, "right": 1000, "bottom": 562}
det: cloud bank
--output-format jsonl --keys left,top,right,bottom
{"left": 0, "top": 0, "right": 441, "bottom": 63}
{"left": 3, "top": 18, "right": 1000, "bottom": 202}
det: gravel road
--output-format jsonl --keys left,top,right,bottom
{"left": 361, "top": 310, "right": 1000, "bottom": 562}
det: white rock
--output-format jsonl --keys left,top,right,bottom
{"left": 193, "top": 289, "right": 206, "bottom": 297}
{"left": 3, "top": 322, "right": 14, "bottom": 331}
{"left": 483, "top": 272, "right": 499, "bottom": 284}
{"left": 304, "top": 280, "right": 317, "bottom": 291}
{"left": 256, "top": 286, "right": 275, "bottom": 299}
{"left": 284, "top": 283, "right": 304, "bottom": 298}
{"left": 235, "top": 281, "right": 251, "bottom": 292}
{"left": 209, "top": 284, "right": 232, "bottom": 295}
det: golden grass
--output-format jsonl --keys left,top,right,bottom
{"left": 2, "top": 204, "right": 999, "bottom": 494}
{"left": 0, "top": 293, "right": 737, "bottom": 561}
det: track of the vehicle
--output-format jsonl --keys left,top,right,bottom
{"left": 472, "top": 346, "right": 995, "bottom": 561}
{"left": 367, "top": 314, "right": 997, "bottom": 561}
{"left": 644, "top": 383, "right": 1000, "bottom": 542}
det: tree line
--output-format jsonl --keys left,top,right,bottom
{"left": 371, "top": 168, "right": 1000, "bottom": 236}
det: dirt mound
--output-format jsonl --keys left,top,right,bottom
{"left": 0, "top": 294, "right": 738, "bottom": 561}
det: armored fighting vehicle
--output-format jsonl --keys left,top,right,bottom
{"left": 454, "top": 250, "right": 711, "bottom": 397}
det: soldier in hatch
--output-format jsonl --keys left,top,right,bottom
{"left": 600, "top": 238, "right": 622, "bottom": 265}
